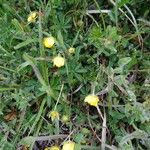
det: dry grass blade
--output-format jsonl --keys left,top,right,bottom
{"left": 109, "top": 0, "right": 143, "bottom": 47}
{"left": 35, "top": 134, "right": 68, "bottom": 141}
{"left": 87, "top": 10, "right": 111, "bottom": 14}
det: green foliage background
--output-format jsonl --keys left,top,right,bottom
{"left": 0, "top": 0, "right": 150, "bottom": 149}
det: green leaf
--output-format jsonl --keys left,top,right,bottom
{"left": 74, "top": 143, "right": 81, "bottom": 150}
{"left": 14, "top": 38, "right": 37, "bottom": 50}
{"left": 17, "top": 61, "right": 30, "bottom": 71}
{"left": 12, "top": 18, "right": 24, "bottom": 31}
{"left": 127, "top": 90, "right": 136, "bottom": 101}
{"left": 120, "top": 130, "right": 148, "bottom": 146}
{"left": 118, "top": 0, "right": 130, "bottom": 7}
{"left": 114, "top": 75, "right": 128, "bottom": 86}
{"left": 0, "top": 44, "right": 11, "bottom": 55}
{"left": 19, "top": 136, "right": 35, "bottom": 146}
{"left": 74, "top": 133, "right": 84, "bottom": 143}
{"left": 0, "top": 87, "right": 16, "bottom": 91}
{"left": 118, "top": 57, "right": 132, "bottom": 67}
{"left": 88, "top": 26, "right": 102, "bottom": 43}
{"left": 23, "top": 53, "right": 37, "bottom": 66}
{"left": 81, "top": 128, "right": 90, "bottom": 135}
{"left": 114, "top": 57, "right": 132, "bottom": 73}
{"left": 57, "top": 30, "right": 65, "bottom": 49}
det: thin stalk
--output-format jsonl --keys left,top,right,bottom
{"left": 0, "top": 66, "right": 16, "bottom": 73}
{"left": 96, "top": 106, "right": 107, "bottom": 150}
{"left": 37, "top": 10, "right": 55, "bottom": 98}
{"left": 28, "top": 98, "right": 46, "bottom": 135}
{"left": 23, "top": 0, "right": 30, "bottom": 11}
{"left": 88, "top": 113, "right": 116, "bottom": 150}
{"left": 29, "top": 112, "right": 45, "bottom": 150}
{"left": 86, "top": 13, "right": 99, "bottom": 27}
{"left": 87, "top": 10, "right": 111, "bottom": 14}
{"left": 38, "top": 10, "right": 49, "bottom": 84}
{"left": 54, "top": 83, "right": 64, "bottom": 110}
{"left": 54, "top": 119, "right": 60, "bottom": 135}
{"left": 124, "top": 4, "right": 143, "bottom": 48}
{"left": 93, "top": 0, "right": 106, "bottom": 30}
{"left": 0, "top": 45, "right": 12, "bottom": 56}
{"left": 115, "top": 0, "right": 118, "bottom": 28}
{"left": 101, "top": 111, "right": 107, "bottom": 150}
{"left": 32, "top": 134, "right": 68, "bottom": 141}
{"left": 0, "top": 87, "right": 16, "bottom": 91}
{"left": 110, "top": 0, "right": 143, "bottom": 47}
{"left": 96, "top": 106, "right": 104, "bottom": 120}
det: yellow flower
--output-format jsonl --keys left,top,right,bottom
{"left": 62, "top": 115, "right": 69, "bottom": 123}
{"left": 53, "top": 56, "right": 65, "bottom": 68}
{"left": 84, "top": 95, "right": 99, "bottom": 107}
{"left": 43, "top": 37, "right": 55, "bottom": 48}
{"left": 62, "top": 141, "right": 75, "bottom": 150}
{"left": 44, "top": 146, "right": 60, "bottom": 150}
{"left": 49, "top": 111, "right": 59, "bottom": 121}
{"left": 27, "top": 12, "right": 37, "bottom": 23}
{"left": 68, "top": 47, "right": 75, "bottom": 54}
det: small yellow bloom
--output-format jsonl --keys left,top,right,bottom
{"left": 43, "top": 37, "right": 55, "bottom": 48}
{"left": 49, "top": 111, "right": 59, "bottom": 121}
{"left": 62, "top": 141, "right": 75, "bottom": 150}
{"left": 27, "top": 12, "right": 37, "bottom": 23}
{"left": 68, "top": 47, "right": 75, "bottom": 54}
{"left": 62, "top": 115, "right": 69, "bottom": 123}
{"left": 84, "top": 95, "right": 99, "bottom": 107}
{"left": 53, "top": 56, "right": 65, "bottom": 68}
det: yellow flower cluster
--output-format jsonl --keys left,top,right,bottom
{"left": 43, "top": 36, "right": 65, "bottom": 67}
{"left": 26, "top": 12, "right": 102, "bottom": 150}
{"left": 84, "top": 95, "right": 99, "bottom": 107}
{"left": 27, "top": 12, "right": 77, "bottom": 69}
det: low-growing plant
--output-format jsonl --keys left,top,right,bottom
{"left": 0, "top": 0, "right": 150, "bottom": 150}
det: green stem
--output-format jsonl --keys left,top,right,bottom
{"left": 54, "top": 83, "right": 64, "bottom": 110}
{"left": 93, "top": 0, "right": 106, "bottom": 30}
{"left": 28, "top": 98, "right": 46, "bottom": 135}
{"left": 38, "top": 10, "right": 49, "bottom": 84}
{"left": 29, "top": 110, "right": 45, "bottom": 150}
{"left": 38, "top": 9, "right": 55, "bottom": 99}
{"left": 115, "top": 0, "right": 118, "bottom": 28}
